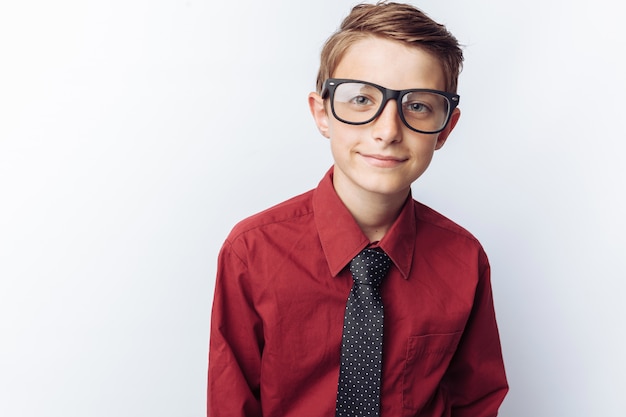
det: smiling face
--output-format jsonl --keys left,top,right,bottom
{"left": 309, "top": 36, "right": 460, "bottom": 205}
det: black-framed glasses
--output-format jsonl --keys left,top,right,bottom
{"left": 321, "top": 78, "right": 460, "bottom": 134}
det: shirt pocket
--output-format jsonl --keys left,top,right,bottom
{"left": 402, "top": 331, "right": 462, "bottom": 411}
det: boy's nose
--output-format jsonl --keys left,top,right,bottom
{"left": 372, "top": 100, "right": 402, "bottom": 143}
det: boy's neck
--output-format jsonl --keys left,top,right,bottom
{"left": 332, "top": 177, "right": 408, "bottom": 243}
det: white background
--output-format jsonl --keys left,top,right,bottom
{"left": 1, "top": 1, "right": 625, "bottom": 416}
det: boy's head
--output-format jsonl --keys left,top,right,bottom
{"left": 315, "top": 2, "right": 463, "bottom": 94}
{"left": 308, "top": 2, "right": 464, "bottom": 208}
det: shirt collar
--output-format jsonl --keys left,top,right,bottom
{"left": 313, "top": 167, "right": 416, "bottom": 279}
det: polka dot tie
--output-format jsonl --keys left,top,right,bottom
{"left": 335, "top": 248, "right": 392, "bottom": 417}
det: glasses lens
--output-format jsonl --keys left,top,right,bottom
{"left": 401, "top": 91, "right": 451, "bottom": 133}
{"left": 332, "top": 82, "right": 384, "bottom": 124}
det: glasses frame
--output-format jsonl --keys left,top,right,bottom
{"left": 321, "top": 78, "right": 460, "bottom": 134}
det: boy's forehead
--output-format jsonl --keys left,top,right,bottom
{"left": 333, "top": 37, "right": 446, "bottom": 91}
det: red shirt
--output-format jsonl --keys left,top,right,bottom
{"left": 208, "top": 168, "right": 508, "bottom": 416}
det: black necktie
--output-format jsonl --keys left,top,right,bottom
{"left": 335, "top": 248, "right": 392, "bottom": 417}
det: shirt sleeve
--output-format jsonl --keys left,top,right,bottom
{"left": 444, "top": 249, "right": 509, "bottom": 416}
{"left": 208, "top": 240, "right": 263, "bottom": 417}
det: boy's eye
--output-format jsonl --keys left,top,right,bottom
{"left": 349, "top": 95, "right": 374, "bottom": 106}
{"left": 404, "top": 101, "right": 431, "bottom": 113}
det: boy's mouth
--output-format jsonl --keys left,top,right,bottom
{"left": 359, "top": 153, "right": 408, "bottom": 167}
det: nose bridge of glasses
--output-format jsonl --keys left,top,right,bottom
{"left": 378, "top": 88, "right": 403, "bottom": 120}
{"left": 372, "top": 92, "right": 404, "bottom": 131}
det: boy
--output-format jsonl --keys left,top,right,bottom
{"left": 208, "top": 2, "right": 508, "bottom": 416}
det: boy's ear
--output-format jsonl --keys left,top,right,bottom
{"left": 308, "top": 92, "right": 330, "bottom": 138}
{"left": 435, "top": 108, "right": 461, "bottom": 150}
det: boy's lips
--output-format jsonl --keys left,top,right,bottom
{"left": 359, "top": 153, "right": 408, "bottom": 168}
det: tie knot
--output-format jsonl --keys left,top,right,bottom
{"left": 349, "top": 248, "right": 391, "bottom": 287}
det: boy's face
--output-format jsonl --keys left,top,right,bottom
{"left": 309, "top": 36, "right": 460, "bottom": 203}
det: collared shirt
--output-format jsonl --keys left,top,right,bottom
{"left": 208, "top": 168, "right": 508, "bottom": 417}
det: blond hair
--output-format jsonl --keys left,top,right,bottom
{"left": 315, "top": 2, "right": 463, "bottom": 93}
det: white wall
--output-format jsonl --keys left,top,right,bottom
{"left": 1, "top": 1, "right": 624, "bottom": 416}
